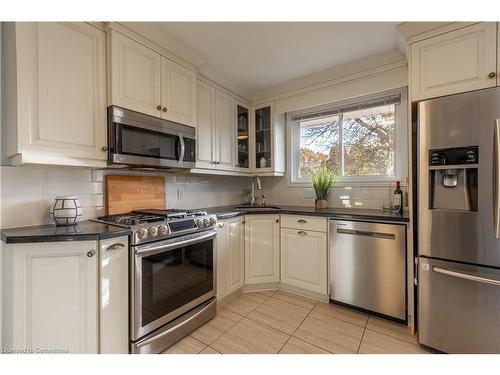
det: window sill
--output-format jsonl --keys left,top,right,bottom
{"left": 287, "top": 179, "right": 408, "bottom": 188}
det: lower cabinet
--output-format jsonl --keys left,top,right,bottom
{"left": 216, "top": 216, "right": 245, "bottom": 300}
{"left": 245, "top": 214, "right": 280, "bottom": 284}
{"left": 280, "top": 228, "right": 328, "bottom": 295}
{"left": 1, "top": 236, "right": 128, "bottom": 354}
{"left": 99, "top": 236, "right": 129, "bottom": 354}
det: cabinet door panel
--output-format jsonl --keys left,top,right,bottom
{"left": 196, "top": 81, "right": 216, "bottom": 169}
{"left": 17, "top": 23, "right": 107, "bottom": 160}
{"left": 111, "top": 31, "right": 161, "bottom": 117}
{"left": 410, "top": 23, "right": 497, "bottom": 100}
{"left": 226, "top": 217, "right": 245, "bottom": 294}
{"left": 215, "top": 91, "right": 235, "bottom": 171}
{"left": 12, "top": 241, "right": 98, "bottom": 353}
{"left": 216, "top": 223, "right": 227, "bottom": 300}
{"left": 161, "top": 57, "right": 196, "bottom": 126}
{"left": 245, "top": 215, "right": 279, "bottom": 284}
{"left": 281, "top": 229, "right": 327, "bottom": 294}
{"left": 99, "top": 236, "right": 128, "bottom": 354}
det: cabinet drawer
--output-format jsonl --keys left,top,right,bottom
{"left": 281, "top": 214, "right": 327, "bottom": 232}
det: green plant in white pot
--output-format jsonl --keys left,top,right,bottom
{"left": 312, "top": 167, "right": 335, "bottom": 209}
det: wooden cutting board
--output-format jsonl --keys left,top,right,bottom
{"left": 105, "top": 175, "right": 166, "bottom": 214}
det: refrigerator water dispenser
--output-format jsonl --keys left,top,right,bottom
{"left": 428, "top": 147, "right": 478, "bottom": 211}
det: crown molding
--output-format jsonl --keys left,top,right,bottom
{"left": 396, "top": 22, "right": 479, "bottom": 44}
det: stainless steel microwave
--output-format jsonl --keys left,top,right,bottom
{"left": 107, "top": 106, "right": 196, "bottom": 169}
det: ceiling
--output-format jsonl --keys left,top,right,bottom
{"left": 128, "top": 22, "right": 404, "bottom": 98}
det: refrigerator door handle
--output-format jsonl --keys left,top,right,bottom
{"left": 495, "top": 119, "right": 500, "bottom": 239}
{"left": 433, "top": 266, "right": 500, "bottom": 287}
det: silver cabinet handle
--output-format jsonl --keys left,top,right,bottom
{"left": 336, "top": 228, "right": 395, "bottom": 240}
{"left": 297, "top": 219, "right": 307, "bottom": 223}
{"left": 494, "top": 119, "right": 500, "bottom": 239}
{"left": 87, "top": 249, "right": 96, "bottom": 258}
{"left": 433, "top": 266, "right": 500, "bottom": 287}
{"left": 106, "top": 243, "right": 125, "bottom": 251}
{"left": 297, "top": 231, "right": 307, "bottom": 236}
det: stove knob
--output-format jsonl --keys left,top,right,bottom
{"left": 158, "top": 225, "right": 169, "bottom": 236}
{"left": 209, "top": 217, "right": 216, "bottom": 226}
{"left": 203, "top": 218, "right": 210, "bottom": 226}
{"left": 196, "top": 219, "right": 204, "bottom": 228}
{"left": 137, "top": 228, "right": 148, "bottom": 240}
{"left": 148, "top": 226, "right": 158, "bottom": 238}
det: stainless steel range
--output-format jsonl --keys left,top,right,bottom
{"left": 95, "top": 209, "right": 218, "bottom": 354}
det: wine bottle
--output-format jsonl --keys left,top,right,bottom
{"left": 393, "top": 181, "right": 403, "bottom": 215}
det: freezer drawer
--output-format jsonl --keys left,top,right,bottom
{"left": 329, "top": 220, "right": 406, "bottom": 320}
{"left": 418, "top": 258, "right": 500, "bottom": 353}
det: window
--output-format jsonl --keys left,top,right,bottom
{"left": 289, "top": 89, "right": 407, "bottom": 186}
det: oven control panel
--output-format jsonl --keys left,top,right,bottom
{"left": 132, "top": 215, "right": 217, "bottom": 245}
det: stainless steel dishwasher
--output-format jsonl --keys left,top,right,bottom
{"left": 329, "top": 219, "right": 406, "bottom": 321}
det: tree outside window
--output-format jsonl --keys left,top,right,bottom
{"left": 298, "top": 104, "right": 396, "bottom": 179}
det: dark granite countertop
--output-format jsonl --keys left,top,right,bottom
{"left": 1, "top": 220, "right": 131, "bottom": 244}
{"left": 204, "top": 205, "right": 409, "bottom": 224}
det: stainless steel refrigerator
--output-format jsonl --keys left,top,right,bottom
{"left": 417, "top": 87, "right": 500, "bottom": 353}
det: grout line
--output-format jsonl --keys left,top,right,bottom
{"left": 356, "top": 326, "right": 367, "bottom": 354}
{"left": 311, "top": 308, "right": 369, "bottom": 329}
{"left": 277, "top": 301, "right": 321, "bottom": 354}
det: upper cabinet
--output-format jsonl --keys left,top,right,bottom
{"left": 252, "top": 103, "right": 286, "bottom": 175}
{"left": 3, "top": 22, "right": 108, "bottom": 167}
{"left": 109, "top": 31, "right": 197, "bottom": 127}
{"left": 195, "top": 80, "right": 235, "bottom": 172}
{"left": 161, "top": 57, "right": 197, "bottom": 126}
{"left": 109, "top": 31, "right": 161, "bottom": 117}
{"left": 236, "top": 103, "right": 251, "bottom": 172}
{"left": 410, "top": 23, "right": 498, "bottom": 101}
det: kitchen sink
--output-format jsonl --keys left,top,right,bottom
{"left": 234, "top": 205, "right": 281, "bottom": 211}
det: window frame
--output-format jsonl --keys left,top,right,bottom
{"left": 287, "top": 87, "right": 408, "bottom": 187}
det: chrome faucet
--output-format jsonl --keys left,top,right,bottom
{"left": 250, "top": 175, "right": 262, "bottom": 206}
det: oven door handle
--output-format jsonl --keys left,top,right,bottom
{"left": 134, "top": 230, "right": 217, "bottom": 257}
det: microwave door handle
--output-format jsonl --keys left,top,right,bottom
{"left": 495, "top": 119, "right": 500, "bottom": 239}
{"left": 178, "top": 134, "right": 185, "bottom": 165}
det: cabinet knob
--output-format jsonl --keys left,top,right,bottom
{"left": 297, "top": 231, "right": 307, "bottom": 236}
{"left": 163, "top": 107, "right": 168, "bottom": 112}
{"left": 156, "top": 105, "right": 162, "bottom": 110}
{"left": 276, "top": 219, "right": 279, "bottom": 223}
{"left": 101, "top": 146, "right": 108, "bottom": 152}
{"left": 297, "top": 219, "right": 307, "bottom": 223}
{"left": 87, "top": 249, "right": 96, "bottom": 258}
{"left": 488, "top": 72, "right": 497, "bottom": 79}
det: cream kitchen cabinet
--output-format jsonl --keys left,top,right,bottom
{"left": 1, "top": 236, "right": 129, "bottom": 354}
{"left": 109, "top": 31, "right": 196, "bottom": 126}
{"left": 3, "top": 22, "right": 108, "bottom": 167}
{"left": 410, "top": 22, "right": 498, "bottom": 101}
{"left": 2, "top": 240, "right": 99, "bottom": 353}
{"left": 245, "top": 214, "right": 280, "bottom": 284}
{"left": 252, "top": 103, "right": 286, "bottom": 176}
{"left": 216, "top": 217, "right": 245, "bottom": 300}
{"left": 280, "top": 228, "right": 327, "bottom": 296}
{"left": 99, "top": 236, "right": 129, "bottom": 354}
{"left": 195, "top": 80, "right": 235, "bottom": 171}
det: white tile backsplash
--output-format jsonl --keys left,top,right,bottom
{"left": 0, "top": 166, "right": 251, "bottom": 229}
{"left": 0, "top": 164, "right": 406, "bottom": 229}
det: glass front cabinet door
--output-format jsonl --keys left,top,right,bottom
{"left": 254, "top": 105, "right": 273, "bottom": 171}
{"left": 236, "top": 103, "right": 250, "bottom": 170}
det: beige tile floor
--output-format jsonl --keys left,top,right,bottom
{"left": 162, "top": 290, "right": 432, "bottom": 354}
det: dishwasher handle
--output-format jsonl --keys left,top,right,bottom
{"left": 336, "top": 228, "right": 396, "bottom": 240}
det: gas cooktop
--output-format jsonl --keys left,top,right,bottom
{"left": 94, "top": 209, "right": 217, "bottom": 246}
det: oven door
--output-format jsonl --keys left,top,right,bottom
{"left": 108, "top": 106, "right": 196, "bottom": 169}
{"left": 131, "top": 230, "right": 216, "bottom": 341}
